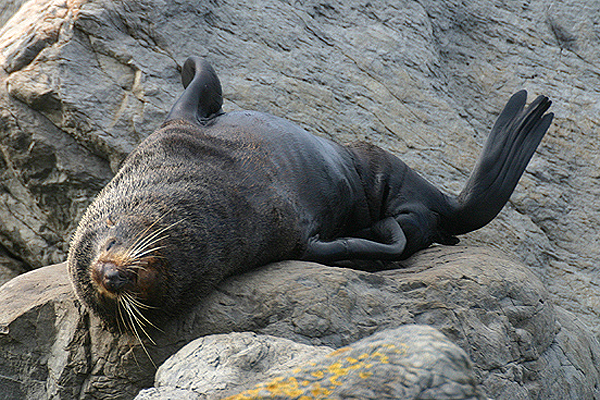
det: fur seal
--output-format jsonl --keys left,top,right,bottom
{"left": 68, "top": 57, "right": 553, "bottom": 335}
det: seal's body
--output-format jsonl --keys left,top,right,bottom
{"left": 68, "top": 58, "right": 553, "bottom": 332}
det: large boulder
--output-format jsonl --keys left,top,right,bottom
{"left": 0, "top": 0, "right": 598, "bottom": 331}
{"left": 135, "top": 327, "right": 487, "bottom": 400}
{"left": 1, "top": 246, "right": 598, "bottom": 399}
{"left": 0, "top": 1, "right": 598, "bottom": 399}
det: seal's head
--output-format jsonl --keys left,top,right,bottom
{"left": 67, "top": 164, "right": 259, "bottom": 337}
{"left": 67, "top": 57, "right": 301, "bottom": 337}
{"left": 68, "top": 211, "right": 179, "bottom": 334}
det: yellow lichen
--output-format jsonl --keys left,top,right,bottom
{"left": 359, "top": 371, "right": 373, "bottom": 379}
{"left": 327, "top": 347, "right": 351, "bottom": 357}
{"left": 224, "top": 341, "right": 405, "bottom": 399}
{"left": 311, "top": 370, "right": 325, "bottom": 379}
{"left": 310, "top": 383, "right": 332, "bottom": 397}
{"left": 329, "top": 374, "right": 342, "bottom": 386}
{"left": 371, "top": 351, "right": 389, "bottom": 364}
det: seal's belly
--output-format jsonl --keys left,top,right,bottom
{"left": 200, "top": 111, "right": 370, "bottom": 239}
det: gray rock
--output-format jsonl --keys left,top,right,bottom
{"left": 135, "top": 326, "right": 487, "bottom": 400}
{"left": 0, "top": 0, "right": 598, "bottom": 334}
{"left": 0, "top": 264, "right": 19, "bottom": 287}
{"left": 0, "top": 262, "right": 179, "bottom": 400}
{"left": 1, "top": 246, "right": 598, "bottom": 399}
{"left": 0, "top": 0, "right": 599, "bottom": 398}
{"left": 0, "top": 243, "right": 25, "bottom": 286}
{"left": 0, "top": 0, "right": 27, "bottom": 28}
{"left": 137, "top": 332, "right": 333, "bottom": 400}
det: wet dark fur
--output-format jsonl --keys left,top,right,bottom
{"left": 68, "top": 57, "right": 553, "bottom": 331}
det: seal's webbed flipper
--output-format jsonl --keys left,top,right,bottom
{"left": 165, "top": 57, "right": 223, "bottom": 124}
{"left": 443, "top": 90, "right": 553, "bottom": 235}
{"left": 302, "top": 217, "right": 407, "bottom": 263}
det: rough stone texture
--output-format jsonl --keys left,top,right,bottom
{"left": 0, "top": 0, "right": 598, "bottom": 333}
{"left": 0, "top": 264, "right": 19, "bottom": 286}
{"left": 0, "top": 0, "right": 599, "bottom": 398}
{"left": 1, "top": 246, "right": 599, "bottom": 399}
{"left": 0, "top": 243, "right": 24, "bottom": 286}
{"left": 0, "top": 0, "right": 28, "bottom": 28}
{"left": 0, "top": 262, "right": 180, "bottom": 400}
{"left": 136, "top": 332, "right": 334, "bottom": 400}
{"left": 135, "top": 326, "right": 486, "bottom": 400}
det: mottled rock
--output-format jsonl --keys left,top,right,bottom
{"left": 0, "top": 263, "right": 81, "bottom": 399}
{"left": 0, "top": 0, "right": 598, "bottom": 334}
{"left": 1, "top": 247, "right": 598, "bottom": 399}
{"left": 0, "top": 244, "right": 25, "bottom": 286}
{"left": 0, "top": 0, "right": 27, "bottom": 28}
{"left": 0, "top": 0, "right": 599, "bottom": 399}
{"left": 0, "top": 263, "right": 181, "bottom": 400}
{"left": 136, "top": 326, "right": 486, "bottom": 400}
{"left": 0, "top": 264, "right": 19, "bottom": 287}
{"left": 136, "top": 332, "right": 333, "bottom": 400}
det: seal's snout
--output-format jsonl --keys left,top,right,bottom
{"left": 93, "top": 261, "right": 135, "bottom": 294}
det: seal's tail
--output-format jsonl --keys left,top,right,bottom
{"left": 442, "top": 90, "right": 553, "bottom": 236}
{"left": 165, "top": 57, "right": 223, "bottom": 124}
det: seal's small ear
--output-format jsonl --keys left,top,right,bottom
{"left": 165, "top": 57, "right": 223, "bottom": 124}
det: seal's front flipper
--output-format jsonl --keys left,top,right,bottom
{"left": 442, "top": 90, "right": 553, "bottom": 236}
{"left": 165, "top": 57, "right": 223, "bottom": 124}
{"left": 302, "top": 217, "right": 406, "bottom": 263}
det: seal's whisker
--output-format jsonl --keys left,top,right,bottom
{"left": 119, "top": 295, "right": 133, "bottom": 326}
{"left": 125, "top": 318, "right": 156, "bottom": 368}
{"left": 124, "top": 293, "right": 157, "bottom": 310}
{"left": 124, "top": 212, "right": 174, "bottom": 262}
{"left": 129, "top": 228, "right": 168, "bottom": 254}
{"left": 125, "top": 213, "right": 173, "bottom": 266}
{"left": 123, "top": 294, "right": 163, "bottom": 333}
{"left": 127, "top": 219, "right": 185, "bottom": 261}
{"left": 130, "top": 219, "right": 181, "bottom": 254}
{"left": 121, "top": 296, "right": 158, "bottom": 368}
{"left": 129, "top": 245, "right": 167, "bottom": 262}
{"left": 128, "top": 211, "right": 169, "bottom": 252}
{"left": 123, "top": 293, "right": 158, "bottom": 313}
{"left": 126, "top": 264, "right": 148, "bottom": 271}
{"left": 122, "top": 299, "right": 156, "bottom": 345}
{"left": 115, "top": 296, "right": 126, "bottom": 335}
{"left": 122, "top": 294, "right": 162, "bottom": 331}
{"left": 128, "top": 233, "right": 168, "bottom": 261}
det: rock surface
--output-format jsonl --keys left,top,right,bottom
{"left": 136, "top": 332, "right": 334, "bottom": 400}
{"left": 1, "top": 246, "right": 599, "bottom": 399}
{"left": 135, "top": 326, "right": 486, "bottom": 400}
{"left": 0, "top": 1, "right": 599, "bottom": 399}
{"left": 0, "top": 0, "right": 599, "bottom": 333}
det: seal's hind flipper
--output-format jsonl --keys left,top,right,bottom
{"left": 302, "top": 217, "right": 407, "bottom": 263}
{"left": 442, "top": 90, "right": 553, "bottom": 235}
{"left": 165, "top": 57, "right": 223, "bottom": 124}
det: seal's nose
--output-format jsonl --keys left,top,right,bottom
{"left": 95, "top": 262, "right": 135, "bottom": 293}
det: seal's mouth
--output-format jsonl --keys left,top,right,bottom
{"left": 90, "top": 254, "right": 162, "bottom": 300}
{"left": 91, "top": 260, "right": 137, "bottom": 296}
{"left": 87, "top": 252, "right": 165, "bottom": 360}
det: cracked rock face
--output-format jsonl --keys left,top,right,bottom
{"left": 0, "top": 246, "right": 599, "bottom": 399}
{"left": 0, "top": 0, "right": 599, "bottom": 332}
{"left": 135, "top": 327, "right": 487, "bottom": 400}
{"left": 0, "top": 1, "right": 599, "bottom": 399}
